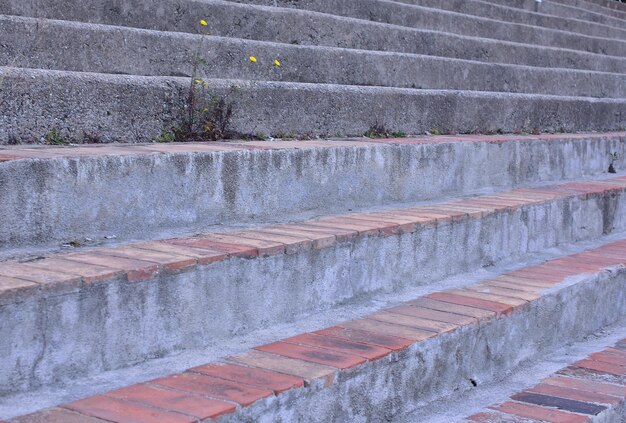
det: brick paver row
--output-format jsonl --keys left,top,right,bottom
{"left": 466, "top": 339, "right": 626, "bottom": 422}
{"left": 7, "top": 239, "right": 626, "bottom": 422}
{"left": 0, "top": 176, "right": 625, "bottom": 306}
{"left": 0, "top": 132, "right": 624, "bottom": 162}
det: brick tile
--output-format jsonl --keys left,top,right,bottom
{"left": 448, "top": 289, "right": 528, "bottom": 307}
{"left": 466, "top": 411, "right": 541, "bottom": 422}
{"left": 426, "top": 292, "right": 514, "bottom": 315}
{"left": 314, "top": 326, "right": 413, "bottom": 351}
{"left": 131, "top": 241, "right": 227, "bottom": 265}
{"left": 490, "top": 401, "right": 590, "bottom": 423}
{"left": 386, "top": 305, "right": 476, "bottom": 326}
{"left": 338, "top": 318, "right": 436, "bottom": 342}
{"left": 510, "top": 391, "right": 606, "bottom": 415}
{"left": 255, "top": 341, "right": 365, "bottom": 369}
{"left": 0, "top": 275, "right": 39, "bottom": 305}
{"left": 189, "top": 363, "right": 303, "bottom": 394}
{"left": 282, "top": 332, "right": 391, "bottom": 360}
{"left": 0, "top": 262, "right": 81, "bottom": 286}
{"left": 167, "top": 237, "right": 257, "bottom": 259}
{"left": 62, "top": 253, "right": 159, "bottom": 282}
{"left": 231, "top": 230, "right": 312, "bottom": 254}
{"left": 588, "top": 351, "right": 626, "bottom": 367}
{"left": 199, "top": 234, "right": 285, "bottom": 257}
{"left": 412, "top": 206, "right": 469, "bottom": 221}
{"left": 151, "top": 372, "right": 272, "bottom": 406}
{"left": 574, "top": 359, "right": 626, "bottom": 376}
{"left": 62, "top": 395, "right": 194, "bottom": 423}
{"left": 347, "top": 213, "right": 414, "bottom": 233}
{"left": 527, "top": 383, "right": 620, "bottom": 405}
{"left": 308, "top": 217, "right": 382, "bottom": 236}
{"left": 466, "top": 284, "right": 540, "bottom": 301}
{"left": 504, "top": 270, "right": 564, "bottom": 285}
{"left": 542, "top": 376, "right": 626, "bottom": 397}
{"left": 258, "top": 226, "right": 336, "bottom": 249}
{"left": 557, "top": 366, "right": 626, "bottom": 386}
{"left": 228, "top": 350, "right": 336, "bottom": 386}
{"left": 481, "top": 279, "right": 543, "bottom": 293}
{"left": 401, "top": 208, "right": 457, "bottom": 224}
{"left": 285, "top": 223, "right": 357, "bottom": 242}
{"left": 492, "top": 275, "right": 556, "bottom": 288}
{"left": 459, "top": 198, "right": 515, "bottom": 213}
{"left": 408, "top": 297, "right": 496, "bottom": 319}
{"left": 100, "top": 246, "right": 197, "bottom": 271}
{"left": 367, "top": 311, "right": 458, "bottom": 334}
{"left": 12, "top": 408, "right": 110, "bottom": 423}
{"left": 22, "top": 258, "right": 122, "bottom": 283}
{"left": 106, "top": 383, "right": 235, "bottom": 419}
{"left": 434, "top": 203, "right": 492, "bottom": 218}
{"left": 377, "top": 210, "right": 437, "bottom": 228}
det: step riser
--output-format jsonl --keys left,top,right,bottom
{"left": 5, "top": 17, "right": 625, "bottom": 98}
{"left": 228, "top": 269, "right": 626, "bottom": 422}
{"left": 495, "top": 0, "right": 626, "bottom": 29}
{"left": 2, "top": 1, "right": 626, "bottom": 73}
{"left": 394, "top": 0, "right": 626, "bottom": 40}
{"left": 2, "top": 190, "right": 624, "bottom": 395}
{"left": 2, "top": 68, "right": 625, "bottom": 145}
{"left": 1, "top": 136, "right": 624, "bottom": 251}
{"left": 549, "top": 0, "right": 626, "bottom": 19}
{"left": 231, "top": 0, "right": 626, "bottom": 57}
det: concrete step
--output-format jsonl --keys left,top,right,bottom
{"left": 2, "top": 1, "right": 626, "bottom": 73}
{"left": 463, "top": 340, "right": 626, "bottom": 422}
{"left": 230, "top": 0, "right": 626, "bottom": 57}
{"left": 1, "top": 133, "right": 624, "bottom": 253}
{"left": 5, "top": 16, "right": 626, "bottom": 99}
{"left": 486, "top": 0, "right": 626, "bottom": 29}
{"left": 390, "top": 0, "right": 626, "bottom": 40}
{"left": 0, "top": 176, "right": 625, "bottom": 397}
{"left": 550, "top": 0, "right": 626, "bottom": 19}
{"left": 2, "top": 238, "right": 625, "bottom": 421}
{"left": 1, "top": 67, "right": 625, "bottom": 145}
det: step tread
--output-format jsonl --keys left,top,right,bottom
{"left": 465, "top": 340, "right": 626, "bottom": 422}
{"left": 1, "top": 174, "right": 625, "bottom": 305}
{"left": 8, "top": 239, "right": 626, "bottom": 422}
{"left": 1, "top": 132, "right": 625, "bottom": 162}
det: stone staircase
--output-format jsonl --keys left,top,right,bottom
{"left": 0, "top": 0, "right": 625, "bottom": 421}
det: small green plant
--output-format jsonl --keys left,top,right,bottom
{"left": 609, "top": 152, "right": 619, "bottom": 174}
{"left": 157, "top": 129, "right": 176, "bottom": 143}
{"left": 430, "top": 129, "right": 442, "bottom": 136}
{"left": 44, "top": 128, "right": 64, "bottom": 145}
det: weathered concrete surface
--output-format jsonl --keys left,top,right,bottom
{"left": 222, "top": 267, "right": 626, "bottom": 422}
{"left": 232, "top": 0, "right": 626, "bottom": 57}
{"left": 1, "top": 136, "right": 624, "bottom": 252}
{"left": 2, "top": 0, "right": 626, "bottom": 72}
{"left": 1, "top": 67, "right": 625, "bottom": 144}
{"left": 4, "top": 16, "right": 625, "bottom": 98}
{"left": 393, "top": 0, "right": 626, "bottom": 40}
{"left": 490, "top": 0, "right": 626, "bottom": 28}
{"left": 1, "top": 190, "right": 624, "bottom": 396}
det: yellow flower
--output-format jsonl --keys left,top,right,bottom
{"left": 199, "top": 19, "right": 208, "bottom": 26}
{"left": 273, "top": 59, "right": 281, "bottom": 67}
{"left": 203, "top": 108, "right": 209, "bottom": 113}
{"left": 249, "top": 56, "right": 257, "bottom": 63}
{"left": 194, "top": 79, "right": 202, "bottom": 84}
{"left": 203, "top": 81, "right": 209, "bottom": 88}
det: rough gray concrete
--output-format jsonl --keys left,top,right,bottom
{"left": 0, "top": 137, "right": 624, "bottom": 253}
{"left": 2, "top": 0, "right": 626, "bottom": 73}
{"left": 1, "top": 189, "right": 624, "bottom": 396}
{"left": 4, "top": 16, "right": 625, "bottom": 98}
{"left": 402, "top": 320, "right": 626, "bottom": 422}
{"left": 232, "top": 0, "right": 626, "bottom": 57}
{"left": 1, "top": 67, "right": 625, "bottom": 144}
{"left": 0, "top": 231, "right": 624, "bottom": 419}
{"left": 490, "top": 0, "right": 626, "bottom": 28}
{"left": 219, "top": 267, "right": 626, "bottom": 422}
{"left": 393, "top": 0, "right": 626, "bottom": 40}
{"left": 0, "top": 16, "right": 626, "bottom": 98}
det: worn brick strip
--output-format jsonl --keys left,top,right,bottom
{"left": 466, "top": 339, "right": 626, "bottom": 422}
{"left": 1, "top": 175, "right": 625, "bottom": 306}
{"left": 7, "top": 240, "right": 626, "bottom": 422}
{"left": 0, "top": 132, "right": 624, "bottom": 162}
